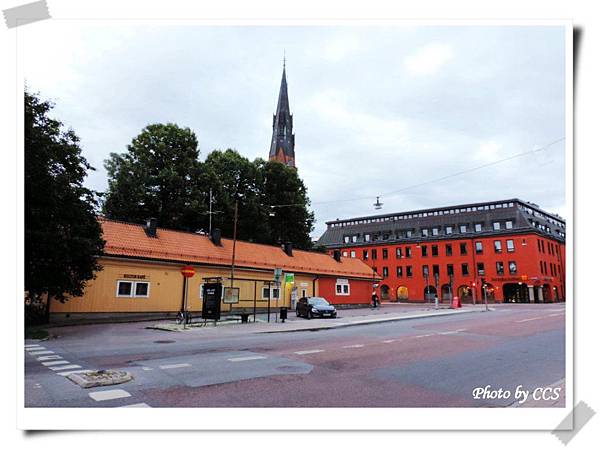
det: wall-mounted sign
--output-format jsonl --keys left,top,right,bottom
{"left": 284, "top": 273, "right": 295, "bottom": 284}
{"left": 223, "top": 287, "right": 240, "bottom": 304}
{"left": 123, "top": 274, "right": 146, "bottom": 279}
{"left": 274, "top": 268, "right": 283, "bottom": 283}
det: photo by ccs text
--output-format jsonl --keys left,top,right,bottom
{"left": 472, "top": 385, "right": 562, "bottom": 404}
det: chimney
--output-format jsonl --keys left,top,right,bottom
{"left": 333, "top": 249, "right": 341, "bottom": 262}
{"left": 283, "top": 241, "right": 293, "bottom": 257}
{"left": 145, "top": 218, "right": 157, "bottom": 238}
{"left": 210, "top": 228, "right": 222, "bottom": 246}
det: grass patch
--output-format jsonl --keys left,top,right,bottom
{"left": 25, "top": 327, "right": 49, "bottom": 340}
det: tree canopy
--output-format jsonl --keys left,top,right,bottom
{"left": 103, "top": 125, "right": 315, "bottom": 249}
{"left": 25, "top": 90, "right": 105, "bottom": 320}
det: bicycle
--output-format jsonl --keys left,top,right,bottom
{"left": 175, "top": 310, "right": 193, "bottom": 325}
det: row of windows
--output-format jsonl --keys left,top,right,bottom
{"left": 541, "top": 261, "right": 562, "bottom": 277}
{"left": 353, "top": 239, "right": 517, "bottom": 261}
{"left": 378, "top": 261, "right": 518, "bottom": 279}
{"left": 538, "top": 238, "right": 561, "bottom": 257}
{"left": 519, "top": 203, "right": 565, "bottom": 229}
{"left": 342, "top": 220, "right": 515, "bottom": 244}
{"left": 331, "top": 202, "right": 517, "bottom": 228}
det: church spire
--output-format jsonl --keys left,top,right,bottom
{"left": 269, "top": 57, "right": 295, "bottom": 168}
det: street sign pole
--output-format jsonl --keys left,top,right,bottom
{"left": 483, "top": 278, "right": 489, "bottom": 311}
{"left": 434, "top": 273, "right": 439, "bottom": 310}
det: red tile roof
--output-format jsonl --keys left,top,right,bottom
{"left": 100, "top": 218, "right": 377, "bottom": 280}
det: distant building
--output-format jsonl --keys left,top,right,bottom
{"left": 269, "top": 60, "right": 295, "bottom": 168}
{"left": 317, "top": 199, "right": 566, "bottom": 304}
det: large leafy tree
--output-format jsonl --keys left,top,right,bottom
{"left": 103, "top": 123, "right": 206, "bottom": 230}
{"left": 258, "top": 159, "right": 315, "bottom": 250}
{"left": 25, "top": 90, "right": 105, "bottom": 322}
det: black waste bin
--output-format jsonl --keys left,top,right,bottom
{"left": 279, "top": 307, "right": 288, "bottom": 322}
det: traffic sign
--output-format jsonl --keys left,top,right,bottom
{"left": 181, "top": 266, "right": 195, "bottom": 278}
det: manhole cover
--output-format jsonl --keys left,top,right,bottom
{"left": 153, "top": 340, "right": 176, "bottom": 344}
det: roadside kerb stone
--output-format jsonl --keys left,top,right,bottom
{"left": 67, "top": 370, "right": 133, "bottom": 389}
{"left": 256, "top": 308, "right": 485, "bottom": 334}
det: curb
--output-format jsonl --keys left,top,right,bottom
{"left": 255, "top": 308, "right": 486, "bottom": 334}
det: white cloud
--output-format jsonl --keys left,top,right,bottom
{"left": 404, "top": 43, "right": 454, "bottom": 76}
{"left": 474, "top": 141, "right": 503, "bottom": 162}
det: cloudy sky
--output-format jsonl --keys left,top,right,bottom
{"left": 22, "top": 23, "right": 566, "bottom": 238}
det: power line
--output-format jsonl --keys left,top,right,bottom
{"left": 268, "top": 136, "right": 565, "bottom": 209}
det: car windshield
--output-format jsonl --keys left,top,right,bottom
{"left": 309, "top": 297, "right": 329, "bottom": 306}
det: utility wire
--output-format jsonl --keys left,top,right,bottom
{"left": 268, "top": 136, "right": 565, "bottom": 209}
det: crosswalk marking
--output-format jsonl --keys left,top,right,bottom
{"left": 42, "top": 360, "right": 70, "bottom": 366}
{"left": 227, "top": 355, "right": 267, "bottom": 362}
{"left": 37, "top": 355, "right": 62, "bottom": 361}
{"left": 57, "top": 369, "right": 92, "bottom": 377}
{"left": 382, "top": 340, "right": 395, "bottom": 343}
{"left": 29, "top": 350, "right": 54, "bottom": 355}
{"left": 294, "top": 349, "right": 324, "bottom": 355}
{"left": 159, "top": 363, "right": 191, "bottom": 370}
{"left": 50, "top": 364, "right": 81, "bottom": 371}
{"left": 89, "top": 389, "right": 131, "bottom": 401}
{"left": 342, "top": 344, "right": 364, "bottom": 348}
{"left": 25, "top": 345, "right": 43, "bottom": 349}
{"left": 120, "top": 403, "right": 151, "bottom": 408}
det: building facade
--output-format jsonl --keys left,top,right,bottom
{"left": 268, "top": 61, "right": 295, "bottom": 168}
{"left": 317, "top": 199, "right": 566, "bottom": 304}
{"left": 49, "top": 218, "right": 377, "bottom": 322}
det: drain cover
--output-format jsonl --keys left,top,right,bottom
{"left": 153, "top": 340, "right": 176, "bottom": 344}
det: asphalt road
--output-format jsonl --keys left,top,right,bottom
{"left": 24, "top": 303, "right": 565, "bottom": 408}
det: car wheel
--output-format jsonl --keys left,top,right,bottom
{"left": 307, "top": 311, "right": 312, "bottom": 320}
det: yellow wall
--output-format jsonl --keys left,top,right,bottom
{"left": 50, "top": 258, "right": 318, "bottom": 314}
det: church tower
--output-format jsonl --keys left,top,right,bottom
{"left": 269, "top": 59, "right": 295, "bottom": 168}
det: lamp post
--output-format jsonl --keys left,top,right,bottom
{"left": 482, "top": 277, "right": 489, "bottom": 311}
{"left": 434, "top": 272, "right": 439, "bottom": 310}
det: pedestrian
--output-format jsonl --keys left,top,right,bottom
{"left": 372, "top": 291, "right": 379, "bottom": 308}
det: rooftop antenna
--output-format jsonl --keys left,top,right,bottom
{"left": 374, "top": 196, "right": 383, "bottom": 210}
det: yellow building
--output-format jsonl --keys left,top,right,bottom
{"left": 50, "top": 218, "right": 377, "bottom": 323}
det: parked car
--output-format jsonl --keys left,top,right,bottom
{"left": 296, "top": 297, "right": 337, "bottom": 319}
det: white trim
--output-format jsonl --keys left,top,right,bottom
{"left": 116, "top": 280, "right": 150, "bottom": 298}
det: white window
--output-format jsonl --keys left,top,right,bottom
{"left": 344, "top": 236, "right": 350, "bottom": 243}
{"left": 335, "top": 279, "right": 350, "bottom": 296}
{"left": 422, "top": 228, "right": 429, "bottom": 237}
{"left": 352, "top": 235, "right": 358, "bottom": 243}
{"left": 364, "top": 234, "right": 371, "bottom": 242}
{"left": 460, "top": 225, "right": 467, "bottom": 233}
{"left": 350, "top": 251, "right": 356, "bottom": 258}
{"left": 432, "top": 228, "right": 439, "bottom": 236}
{"left": 262, "top": 286, "right": 280, "bottom": 300}
{"left": 116, "top": 280, "right": 150, "bottom": 298}
{"left": 506, "top": 220, "right": 513, "bottom": 229}
{"left": 445, "top": 226, "right": 453, "bottom": 234}
{"left": 493, "top": 222, "right": 501, "bottom": 230}
{"left": 342, "top": 251, "right": 348, "bottom": 257}
{"left": 475, "top": 223, "right": 482, "bottom": 232}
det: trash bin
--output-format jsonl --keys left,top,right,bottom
{"left": 279, "top": 307, "right": 288, "bottom": 323}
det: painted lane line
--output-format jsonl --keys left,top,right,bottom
{"left": 382, "top": 340, "right": 396, "bottom": 343}
{"left": 89, "top": 389, "right": 131, "bottom": 402}
{"left": 548, "top": 313, "right": 564, "bottom": 317}
{"left": 28, "top": 350, "right": 54, "bottom": 355}
{"left": 516, "top": 316, "right": 545, "bottom": 323}
{"left": 50, "top": 364, "right": 82, "bottom": 371}
{"left": 413, "top": 334, "right": 434, "bottom": 338}
{"left": 438, "top": 328, "right": 468, "bottom": 335}
{"left": 227, "top": 356, "right": 268, "bottom": 362}
{"left": 57, "top": 369, "right": 92, "bottom": 377}
{"left": 37, "top": 355, "right": 63, "bottom": 361}
{"left": 159, "top": 363, "right": 191, "bottom": 370}
{"left": 120, "top": 403, "right": 151, "bottom": 408}
{"left": 41, "top": 360, "right": 70, "bottom": 366}
{"left": 294, "top": 349, "right": 324, "bottom": 355}
{"left": 342, "top": 344, "right": 365, "bottom": 348}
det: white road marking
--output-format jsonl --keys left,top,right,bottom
{"left": 57, "top": 369, "right": 92, "bottom": 376}
{"left": 382, "top": 340, "right": 396, "bottom": 343}
{"left": 29, "top": 350, "right": 53, "bottom": 355}
{"left": 159, "top": 363, "right": 191, "bottom": 370}
{"left": 37, "top": 355, "right": 62, "bottom": 361}
{"left": 342, "top": 344, "right": 365, "bottom": 348}
{"left": 25, "top": 345, "right": 43, "bottom": 349}
{"left": 41, "top": 360, "right": 70, "bottom": 366}
{"left": 548, "top": 313, "right": 564, "bottom": 317}
{"left": 438, "top": 328, "right": 467, "bottom": 335}
{"left": 89, "top": 389, "right": 131, "bottom": 402}
{"left": 120, "top": 403, "right": 151, "bottom": 408}
{"left": 142, "top": 367, "right": 153, "bottom": 371}
{"left": 413, "top": 334, "right": 434, "bottom": 338}
{"left": 516, "top": 316, "right": 545, "bottom": 323}
{"left": 227, "top": 356, "right": 268, "bottom": 362}
{"left": 294, "top": 349, "right": 324, "bottom": 355}
{"left": 50, "top": 364, "right": 81, "bottom": 371}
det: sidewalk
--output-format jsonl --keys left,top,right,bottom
{"left": 148, "top": 303, "right": 489, "bottom": 334}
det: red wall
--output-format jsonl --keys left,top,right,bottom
{"left": 318, "top": 277, "right": 373, "bottom": 305}
{"left": 331, "top": 232, "right": 565, "bottom": 303}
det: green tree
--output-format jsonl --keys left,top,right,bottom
{"left": 258, "top": 159, "right": 315, "bottom": 249}
{"left": 103, "top": 123, "right": 206, "bottom": 230}
{"left": 25, "top": 90, "right": 105, "bottom": 323}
